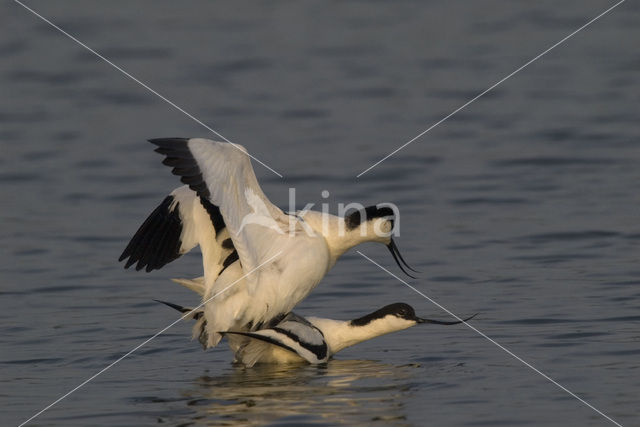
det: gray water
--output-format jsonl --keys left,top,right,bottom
{"left": 2, "top": 1, "right": 639, "bottom": 426}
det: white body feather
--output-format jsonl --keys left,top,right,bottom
{"left": 122, "top": 138, "right": 397, "bottom": 349}
{"left": 224, "top": 312, "right": 418, "bottom": 367}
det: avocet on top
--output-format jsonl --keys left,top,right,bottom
{"left": 119, "top": 138, "right": 416, "bottom": 348}
{"left": 157, "top": 299, "right": 475, "bottom": 366}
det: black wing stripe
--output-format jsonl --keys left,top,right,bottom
{"left": 219, "top": 250, "right": 239, "bottom": 275}
{"left": 119, "top": 195, "right": 183, "bottom": 272}
{"left": 273, "top": 327, "right": 327, "bottom": 360}
{"left": 122, "top": 139, "right": 230, "bottom": 272}
{"left": 199, "top": 197, "right": 225, "bottom": 235}
{"left": 149, "top": 138, "right": 211, "bottom": 199}
{"left": 149, "top": 138, "right": 228, "bottom": 241}
{"left": 223, "top": 331, "right": 301, "bottom": 357}
{"left": 223, "top": 250, "right": 239, "bottom": 269}
{"left": 222, "top": 238, "right": 234, "bottom": 250}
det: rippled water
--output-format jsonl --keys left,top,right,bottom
{"left": 2, "top": 1, "right": 639, "bottom": 426}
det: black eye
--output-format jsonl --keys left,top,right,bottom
{"left": 394, "top": 304, "right": 415, "bottom": 319}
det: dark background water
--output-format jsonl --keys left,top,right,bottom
{"left": 1, "top": 1, "right": 639, "bottom": 425}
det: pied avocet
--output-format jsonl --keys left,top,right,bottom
{"left": 119, "top": 138, "right": 416, "bottom": 348}
{"left": 157, "top": 300, "right": 474, "bottom": 366}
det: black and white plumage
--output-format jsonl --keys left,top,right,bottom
{"left": 120, "top": 187, "right": 228, "bottom": 275}
{"left": 157, "top": 300, "right": 474, "bottom": 367}
{"left": 120, "top": 138, "right": 417, "bottom": 348}
{"left": 225, "top": 312, "right": 329, "bottom": 366}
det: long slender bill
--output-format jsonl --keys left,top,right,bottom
{"left": 387, "top": 239, "right": 419, "bottom": 278}
{"left": 416, "top": 313, "right": 478, "bottom": 325}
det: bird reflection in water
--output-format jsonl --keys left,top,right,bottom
{"left": 176, "top": 359, "right": 420, "bottom": 425}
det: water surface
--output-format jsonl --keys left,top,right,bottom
{"left": 1, "top": 1, "right": 638, "bottom": 426}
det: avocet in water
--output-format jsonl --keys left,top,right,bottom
{"left": 157, "top": 300, "right": 475, "bottom": 366}
{"left": 119, "top": 138, "right": 416, "bottom": 348}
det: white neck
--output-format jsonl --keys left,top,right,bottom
{"left": 298, "top": 211, "right": 383, "bottom": 267}
{"left": 307, "top": 316, "right": 414, "bottom": 355}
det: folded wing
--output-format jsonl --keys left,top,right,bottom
{"left": 224, "top": 313, "right": 329, "bottom": 364}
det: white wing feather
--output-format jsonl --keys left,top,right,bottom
{"left": 185, "top": 139, "right": 291, "bottom": 288}
{"left": 150, "top": 138, "right": 330, "bottom": 347}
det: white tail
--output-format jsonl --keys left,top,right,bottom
{"left": 171, "top": 277, "right": 206, "bottom": 296}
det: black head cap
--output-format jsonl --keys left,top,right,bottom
{"left": 350, "top": 303, "right": 478, "bottom": 327}
{"left": 350, "top": 302, "right": 417, "bottom": 326}
{"left": 345, "top": 205, "right": 395, "bottom": 230}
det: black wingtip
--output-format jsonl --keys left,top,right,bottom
{"left": 149, "top": 138, "right": 211, "bottom": 200}
{"left": 124, "top": 257, "right": 136, "bottom": 269}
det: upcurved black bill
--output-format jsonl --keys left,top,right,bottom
{"left": 387, "top": 239, "right": 419, "bottom": 278}
{"left": 416, "top": 313, "right": 478, "bottom": 325}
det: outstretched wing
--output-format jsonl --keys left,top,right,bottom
{"left": 149, "top": 138, "right": 290, "bottom": 285}
{"left": 119, "top": 185, "right": 234, "bottom": 281}
{"left": 224, "top": 313, "right": 329, "bottom": 364}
